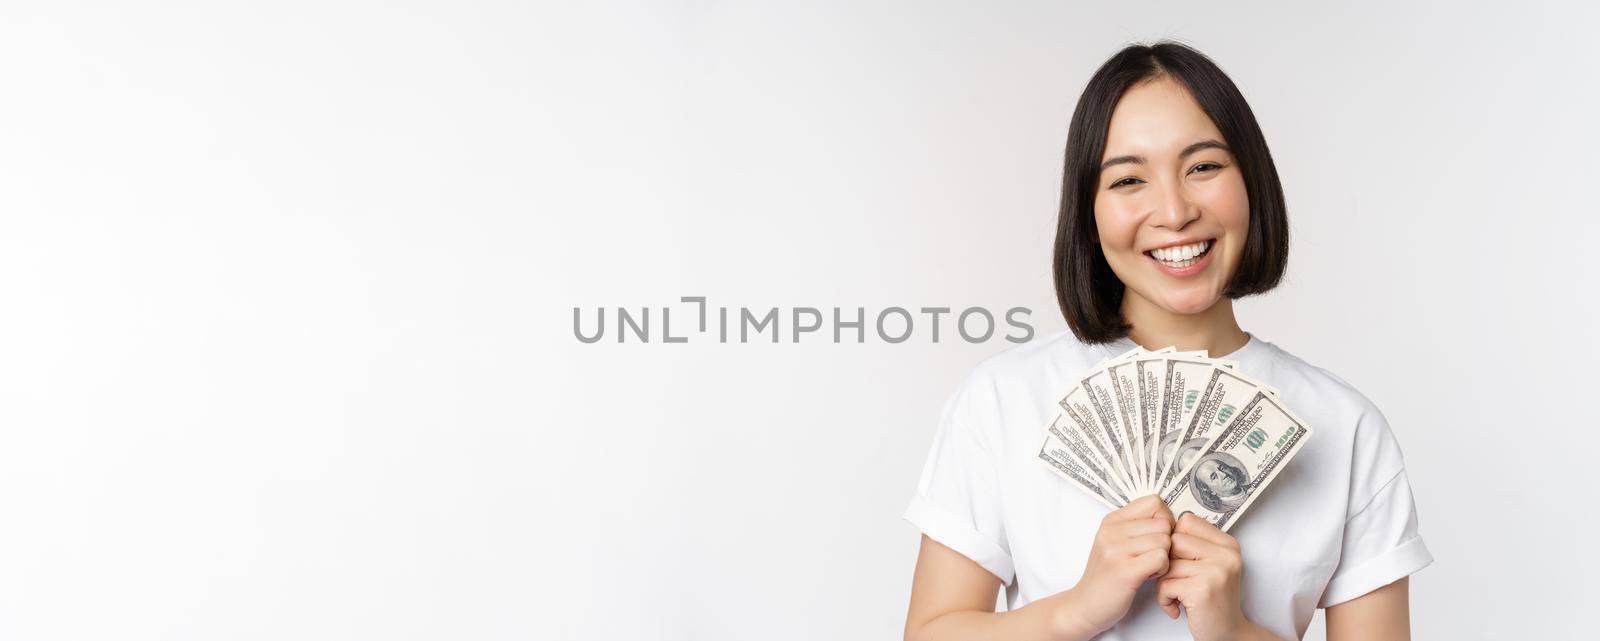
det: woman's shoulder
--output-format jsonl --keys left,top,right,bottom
{"left": 1248, "top": 338, "right": 1398, "bottom": 445}
{"left": 1251, "top": 340, "right": 1417, "bottom": 515}
{"left": 1251, "top": 338, "right": 1384, "bottom": 412}
{"left": 959, "top": 329, "right": 1106, "bottom": 387}
{"left": 938, "top": 330, "right": 1109, "bottom": 419}
{"left": 932, "top": 330, "right": 1101, "bottom": 445}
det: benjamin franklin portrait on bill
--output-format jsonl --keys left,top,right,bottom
{"left": 1189, "top": 451, "right": 1251, "bottom": 512}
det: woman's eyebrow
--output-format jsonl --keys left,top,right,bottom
{"left": 1098, "top": 138, "right": 1231, "bottom": 171}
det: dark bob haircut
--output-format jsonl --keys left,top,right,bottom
{"left": 1053, "top": 40, "right": 1289, "bottom": 344}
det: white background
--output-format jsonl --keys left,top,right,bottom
{"left": 2, "top": 1, "right": 1596, "bottom": 639}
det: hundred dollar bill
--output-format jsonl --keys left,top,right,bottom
{"left": 1060, "top": 382, "right": 1141, "bottom": 496}
{"left": 1161, "top": 391, "right": 1313, "bottom": 531}
{"left": 1090, "top": 346, "right": 1191, "bottom": 494}
{"left": 1154, "top": 365, "right": 1279, "bottom": 494}
{"left": 1082, "top": 365, "right": 1151, "bottom": 495}
{"left": 1150, "top": 357, "right": 1234, "bottom": 493}
{"left": 1130, "top": 353, "right": 1174, "bottom": 491}
{"left": 1117, "top": 346, "right": 1183, "bottom": 489}
{"left": 1038, "top": 432, "right": 1125, "bottom": 510}
{"left": 1045, "top": 413, "right": 1133, "bottom": 501}
{"left": 1081, "top": 365, "right": 1147, "bottom": 494}
{"left": 1105, "top": 357, "right": 1151, "bottom": 493}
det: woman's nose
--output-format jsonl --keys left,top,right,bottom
{"left": 1153, "top": 184, "right": 1201, "bottom": 230}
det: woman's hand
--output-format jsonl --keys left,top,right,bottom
{"left": 1052, "top": 495, "right": 1175, "bottom": 638}
{"left": 1157, "top": 512, "right": 1258, "bottom": 641}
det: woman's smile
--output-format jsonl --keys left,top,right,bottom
{"left": 1145, "top": 237, "right": 1218, "bottom": 278}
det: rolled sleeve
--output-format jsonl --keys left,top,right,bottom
{"left": 903, "top": 374, "right": 1016, "bottom": 585}
{"left": 903, "top": 493, "right": 1015, "bottom": 585}
{"left": 1318, "top": 468, "right": 1434, "bottom": 607}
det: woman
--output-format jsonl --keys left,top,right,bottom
{"left": 901, "top": 41, "right": 1431, "bottom": 641}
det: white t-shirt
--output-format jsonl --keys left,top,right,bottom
{"left": 904, "top": 330, "right": 1432, "bottom": 640}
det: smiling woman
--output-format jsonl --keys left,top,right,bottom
{"left": 903, "top": 40, "right": 1428, "bottom": 641}
{"left": 1054, "top": 45, "right": 1289, "bottom": 344}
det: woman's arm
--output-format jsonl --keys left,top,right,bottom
{"left": 903, "top": 535, "right": 1092, "bottom": 641}
{"left": 1324, "top": 577, "right": 1410, "bottom": 641}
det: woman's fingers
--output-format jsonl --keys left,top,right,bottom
{"left": 1131, "top": 547, "right": 1170, "bottom": 581}
{"left": 1157, "top": 576, "right": 1191, "bottom": 619}
{"left": 1163, "top": 558, "right": 1203, "bottom": 579}
{"left": 1106, "top": 495, "right": 1167, "bottom": 522}
{"left": 1107, "top": 516, "right": 1173, "bottom": 540}
{"left": 1170, "top": 531, "right": 1226, "bottom": 561}
{"left": 1149, "top": 497, "right": 1176, "bottom": 528}
{"left": 1120, "top": 531, "right": 1173, "bottom": 557}
{"left": 1175, "top": 512, "right": 1236, "bottom": 548}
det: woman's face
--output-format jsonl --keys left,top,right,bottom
{"left": 1093, "top": 76, "right": 1250, "bottom": 315}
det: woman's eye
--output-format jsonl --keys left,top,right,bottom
{"left": 1111, "top": 164, "right": 1223, "bottom": 189}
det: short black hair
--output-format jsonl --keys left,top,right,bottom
{"left": 1053, "top": 40, "right": 1290, "bottom": 344}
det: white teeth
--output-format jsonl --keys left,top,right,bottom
{"left": 1148, "top": 239, "right": 1212, "bottom": 266}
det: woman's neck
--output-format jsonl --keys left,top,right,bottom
{"left": 1119, "top": 291, "right": 1251, "bottom": 358}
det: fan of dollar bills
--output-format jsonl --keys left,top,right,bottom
{"left": 1037, "top": 344, "right": 1314, "bottom": 532}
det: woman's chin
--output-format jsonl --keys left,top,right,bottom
{"left": 1156, "top": 292, "right": 1222, "bottom": 316}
